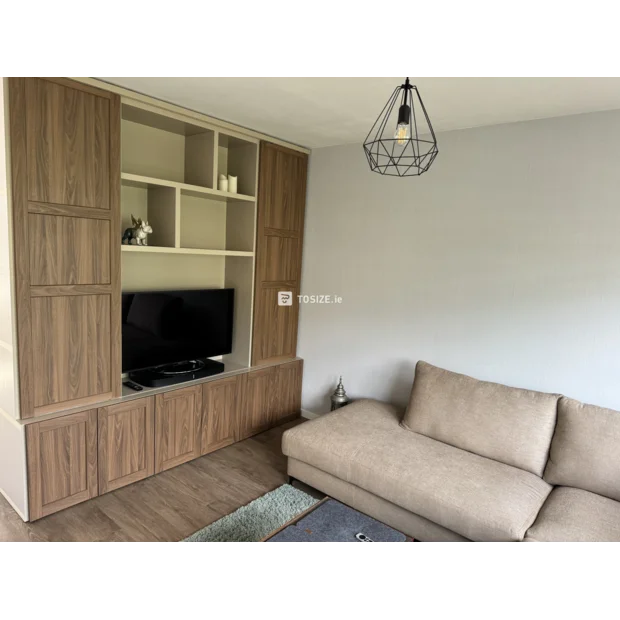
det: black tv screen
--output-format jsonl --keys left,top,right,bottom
{"left": 121, "top": 289, "right": 234, "bottom": 373}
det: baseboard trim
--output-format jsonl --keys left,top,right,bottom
{"left": 0, "top": 486, "right": 27, "bottom": 522}
{"left": 301, "top": 408, "right": 323, "bottom": 420}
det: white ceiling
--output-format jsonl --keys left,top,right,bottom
{"left": 101, "top": 77, "right": 620, "bottom": 149}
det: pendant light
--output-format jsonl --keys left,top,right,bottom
{"left": 363, "top": 77, "right": 438, "bottom": 177}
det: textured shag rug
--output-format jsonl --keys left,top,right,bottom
{"left": 183, "top": 484, "right": 319, "bottom": 542}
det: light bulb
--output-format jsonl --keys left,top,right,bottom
{"left": 394, "top": 102, "right": 411, "bottom": 145}
{"left": 394, "top": 123, "right": 411, "bottom": 145}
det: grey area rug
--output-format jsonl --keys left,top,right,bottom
{"left": 184, "top": 484, "right": 319, "bottom": 542}
{"left": 267, "top": 498, "right": 406, "bottom": 542}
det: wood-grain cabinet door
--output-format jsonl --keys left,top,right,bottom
{"left": 237, "top": 366, "right": 277, "bottom": 440}
{"left": 154, "top": 385, "right": 202, "bottom": 473}
{"left": 273, "top": 360, "right": 303, "bottom": 426}
{"left": 252, "top": 142, "right": 307, "bottom": 366}
{"left": 8, "top": 77, "right": 121, "bottom": 418}
{"left": 201, "top": 376, "right": 240, "bottom": 455}
{"left": 98, "top": 397, "right": 155, "bottom": 494}
{"left": 26, "top": 410, "right": 98, "bottom": 521}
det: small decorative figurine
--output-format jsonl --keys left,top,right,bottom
{"left": 330, "top": 376, "right": 350, "bottom": 411}
{"left": 122, "top": 215, "right": 153, "bottom": 246}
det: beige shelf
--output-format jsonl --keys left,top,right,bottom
{"left": 121, "top": 245, "right": 253, "bottom": 257}
{"left": 121, "top": 172, "right": 255, "bottom": 203}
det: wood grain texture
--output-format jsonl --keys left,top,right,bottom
{"left": 201, "top": 375, "right": 239, "bottom": 454}
{"left": 5, "top": 419, "right": 304, "bottom": 538}
{"left": 28, "top": 201, "right": 113, "bottom": 220}
{"left": 253, "top": 284, "right": 300, "bottom": 363}
{"left": 237, "top": 366, "right": 277, "bottom": 440}
{"left": 259, "top": 235, "right": 301, "bottom": 282}
{"left": 31, "top": 295, "right": 111, "bottom": 409}
{"left": 29, "top": 214, "right": 110, "bottom": 285}
{"left": 43, "top": 78, "right": 113, "bottom": 99}
{"left": 252, "top": 141, "right": 308, "bottom": 366}
{"left": 25, "top": 78, "right": 110, "bottom": 209}
{"left": 260, "top": 143, "right": 307, "bottom": 232}
{"left": 155, "top": 385, "right": 202, "bottom": 473}
{"left": 108, "top": 93, "right": 122, "bottom": 399}
{"left": 98, "top": 397, "right": 154, "bottom": 494}
{"left": 31, "top": 284, "right": 113, "bottom": 297}
{"left": 26, "top": 409, "right": 98, "bottom": 521}
{"left": 272, "top": 359, "right": 303, "bottom": 426}
{"left": 8, "top": 78, "right": 35, "bottom": 416}
{"left": 8, "top": 77, "right": 121, "bottom": 417}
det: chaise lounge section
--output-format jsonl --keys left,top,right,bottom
{"left": 283, "top": 361, "right": 620, "bottom": 541}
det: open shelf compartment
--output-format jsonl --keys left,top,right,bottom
{"left": 121, "top": 177, "right": 177, "bottom": 249}
{"left": 122, "top": 103, "right": 215, "bottom": 190}
{"left": 179, "top": 189, "right": 256, "bottom": 254}
{"left": 217, "top": 132, "right": 258, "bottom": 198}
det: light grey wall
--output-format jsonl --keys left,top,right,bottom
{"left": 298, "top": 110, "right": 620, "bottom": 413}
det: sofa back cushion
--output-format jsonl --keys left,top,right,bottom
{"left": 544, "top": 397, "right": 620, "bottom": 501}
{"left": 401, "top": 361, "right": 559, "bottom": 476}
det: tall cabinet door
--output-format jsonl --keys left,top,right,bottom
{"left": 98, "top": 397, "right": 155, "bottom": 494}
{"left": 154, "top": 385, "right": 202, "bottom": 473}
{"left": 8, "top": 78, "right": 121, "bottom": 418}
{"left": 26, "top": 410, "right": 98, "bottom": 521}
{"left": 201, "top": 375, "right": 240, "bottom": 455}
{"left": 252, "top": 142, "right": 307, "bottom": 365}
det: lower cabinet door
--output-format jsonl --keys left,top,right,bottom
{"left": 237, "top": 366, "right": 277, "bottom": 440}
{"left": 201, "top": 375, "right": 240, "bottom": 455}
{"left": 273, "top": 360, "right": 303, "bottom": 425}
{"left": 98, "top": 397, "right": 155, "bottom": 494}
{"left": 154, "top": 384, "right": 202, "bottom": 473}
{"left": 26, "top": 409, "right": 98, "bottom": 521}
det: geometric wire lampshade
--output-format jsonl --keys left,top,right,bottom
{"left": 363, "top": 77, "right": 438, "bottom": 177}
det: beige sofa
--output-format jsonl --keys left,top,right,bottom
{"left": 282, "top": 361, "right": 620, "bottom": 541}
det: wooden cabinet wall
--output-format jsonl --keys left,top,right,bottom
{"left": 154, "top": 384, "right": 202, "bottom": 473}
{"left": 252, "top": 142, "right": 308, "bottom": 366}
{"left": 98, "top": 397, "right": 154, "bottom": 494}
{"left": 25, "top": 359, "right": 303, "bottom": 520}
{"left": 26, "top": 410, "right": 98, "bottom": 521}
{"left": 8, "top": 77, "right": 121, "bottom": 418}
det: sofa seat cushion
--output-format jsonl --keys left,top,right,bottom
{"left": 401, "top": 361, "right": 559, "bottom": 476}
{"left": 282, "top": 399, "right": 552, "bottom": 541}
{"left": 544, "top": 397, "right": 620, "bottom": 502}
{"left": 525, "top": 487, "right": 620, "bottom": 542}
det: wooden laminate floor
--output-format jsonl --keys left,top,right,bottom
{"left": 0, "top": 419, "right": 303, "bottom": 542}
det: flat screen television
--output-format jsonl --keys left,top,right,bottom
{"left": 122, "top": 288, "right": 234, "bottom": 375}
